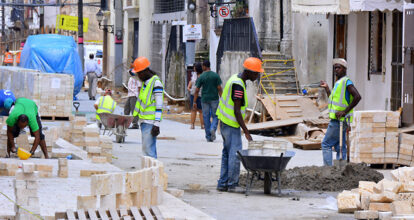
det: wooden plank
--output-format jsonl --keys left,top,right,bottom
{"left": 123, "top": 216, "right": 132, "bottom": 220}
{"left": 279, "top": 104, "right": 300, "bottom": 107}
{"left": 130, "top": 207, "right": 143, "bottom": 220}
{"left": 150, "top": 206, "right": 165, "bottom": 220}
{"left": 293, "top": 140, "right": 321, "bottom": 150}
{"left": 257, "top": 96, "right": 277, "bottom": 121}
{"left": 119, "top": 205, "right": 128, "bottom": 217}
{"left": 141, "top": 207, "right": 155, "bottom": 220}
{"left": 109, "top": 208, "right": 120, "bottom": 220}
{"left": 286, "top": 109, "right": 302, "bottom": 113}
{"left": 77, "top": 209, "right": 87, "bottom": 220}
{"left": 66, "top": 210, "right": 76, "bottom": 220}
{"left": 98, "top": 209, "right": 109, "bottom": 220}
{"left": 88, "top": 209, "right": 99, "bottom": 220}
{"left": 247, "top": 118, "right": 303, "bottom": 131}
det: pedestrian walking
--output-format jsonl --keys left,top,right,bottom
{"left": 320, "top": 58, "right": 361, "bottom": 166}
{"left": 132, "top": 57, "right": 164, "bottom": 158}
{"left": 124, "top": 67, "right": 142, "bottom": 129}
{"left": 84, "top": 53, "right": 102, "bottom": 100}
{"left": 193, "top": 60, "right": 222, "bottom": 142}
{"left": 216, "top": 57, "right": 262, "bottom": 192}
{"left": 187, "top": 62, "right": 204, "bottom": 129}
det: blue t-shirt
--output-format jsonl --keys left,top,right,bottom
{"left": 0, "top": 89, "right": 15, "bottom": 107}
{"left": 332, "top": 79, "right": 353, "bottom": 104}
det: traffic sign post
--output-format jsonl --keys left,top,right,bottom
{"left": 219, "top": 6, "right": 230, "bottom": 18}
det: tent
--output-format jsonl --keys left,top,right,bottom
{"left": 20, "top": 34, "right": 84, "bottom": 98}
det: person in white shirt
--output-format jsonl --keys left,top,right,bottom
{"left": 84, "top": 53, "right": 102, "bottom": 100}
{"left": 187, "top": 62, "right": 204, "bottom": 129}
{"left": 125, "top": 69, "right": 142, "bottom": 129}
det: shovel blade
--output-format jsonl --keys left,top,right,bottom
{"left": 334, "top": 159, "right": 347, "bottom": 168}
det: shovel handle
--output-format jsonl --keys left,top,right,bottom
{"left": 339, "top": 121, "right": 343, "bottom": 159}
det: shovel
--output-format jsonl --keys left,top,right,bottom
{"left": 334, "top": 120, "right": 347, "bottom": 168}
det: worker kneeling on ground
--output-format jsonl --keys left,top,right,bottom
{"left": 94, "top": 88, "right": 117, "bottom": 129}
{"left": 6, "top": 98, "right": 49, "bottom": 158}
{"left": 320, "top": 58, "right": 361, "bottom": 166}
{"left": 0, "top": 89, "right": 16, "bottom": 116}
{"left": 132, "top": 56, "right": 164, "bottom": 159}
{"left": 216, "top": 57, "right": 262, "bottom": 192}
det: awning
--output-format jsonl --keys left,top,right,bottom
{"left": 292, "top": 0, "right": 350, "bottom": 14}
{"left": 350, "top": 0, "right": 404, "bottom": 12}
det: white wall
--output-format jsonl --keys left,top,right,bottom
{"left": 138, "top": 0, "right": 153, "bottom": 60}
{"left": 209, "top": 16, "right": 220, "bottom": 72}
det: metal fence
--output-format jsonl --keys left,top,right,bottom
{"left": 154, "top": 0, "right": 185, "bottom": 14}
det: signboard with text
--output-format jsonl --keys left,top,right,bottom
{"left": 183, "top": 24, "right": 202, "bottom": 42}
{"left": 56, "top": 15, "right": 89, "bottom": 32}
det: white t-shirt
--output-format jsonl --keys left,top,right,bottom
{"left": 127, "top": 76, "right": 142, "bottom": 97}
{"left": 190, "top": 72, "right": 201, "bottom": 96}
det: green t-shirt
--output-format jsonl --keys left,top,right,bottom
{"left": 6, "top": 98, "right": 39, "bottom": 132}
{"left": 195, "top": 71, "right": 222, "bottom": 102}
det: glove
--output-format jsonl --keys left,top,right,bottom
{"left": 151, "top": 126, "right": 160, "bottom": 137}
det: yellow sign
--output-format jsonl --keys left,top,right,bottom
{"left": 56, "top": 15, "right": 89, "bottom": 33}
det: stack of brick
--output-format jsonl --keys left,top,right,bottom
{"left": 35, "top": 164, "right": 53, "bottom": 178}
{"left": 14, "top": 163, "right": 40, "bottom": 219}
{"left": 77, "top": 156, "right": 168, "bottom": 210}
{"left": 0, "top": 162, "right": 18, "bottom": 176}
{"left": 58, "top": 158, "right": 68, "bottom": 178}
{"left": 0, "top": 123, "right": 7, "bottom": 157}
{"left": 71, "top": 116, "right": 87, "bottom": 147}
{"left": 400, "top": 132, "right": 414, "bottom": 166}
{"left": 41, "top": 127, "right": 60, "bottom": 156}
{"left": 60, "top": 121, "right": 73, "bottom": 142}
{"left": 350, "top": 111, "right": 400, "bottom": 164}
{"left": 15, "top": 133, "right": 30, "bottom": 152}
{"left": 99, "top": 135, "right": 113, "bottom": 163}
{"left": 83, "top": 124, "right": 100, "bottom": 155}
{"left": 337, "top": 166, "right": 414, "bottom": 219}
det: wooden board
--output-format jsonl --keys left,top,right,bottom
{"left": 257, "top": 96, "right": 278, "bottom": 121}
{"left": 56, "top": 206, "right": 164, "bottom": 220}
{"left": 247, "top": 118, "right": 303, "bottom": 131}
{"left": 293, "top": 140, "right": 321, "bottom": 150}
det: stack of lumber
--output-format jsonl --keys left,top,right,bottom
{"left": 350, "top": 111, "right": 400, "bottom": 164}
{"left": 0, "top": 67, "right": 74, "bottom": 118}
{"left": 337, "top": 167, "right": 414, "bottom": 219}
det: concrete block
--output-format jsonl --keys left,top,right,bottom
{"left": 15, "top": 170, "right": 38, "bottom": 181}
{"left": 92, "top": 156, "right": 107, "bottom": 163}
{"left": 86, "top": 146, "right": 101, "bottom": 154}
{"left": 77, "top": 195, "right": 97, "bottom": 210}
{"left": 391, "top": 216, "right": 414, "bottom": 220}
{"left": 142, "top": 168, "right": 152, "bottom": 190}
{"left": 26, "top": 180, "right": 38, "bottom": 190}
{"left": 151, "top": 186, "right": 163, "bottom": 206}
{"left": 392, "top": 201, "right": 414, "bottom": 215}
{"left": 369, "top": 203, "right": 392, "bottom": 212}
{"left": 131, "top": 192, "right": 143, "bottom": 208}
{"left": 125, "top": 171, "right": 141, "bottom": 193}
{"left": 142, "top": 189, "right": 151, "bottom": 207}
{"left": 100, "top": 194, "right": 116, "bottom": 210}
{"left": 354, "top": 210, "right": 379, "bottom": 219}
{"left": 397, "top": 193, "right": 414, "bottom": 206}
{"left": 401, "top": 182, "right": 414, "bottom": 193}
{"left": 28, "top": 197, "right": 39, "bottom": 207}
{"left": 38, "top": 171, "right": 53, "bottom": 178}
{"left": 116, "top": 193, "right": 133, "bottom": 209}
{"left": 166, "top": 188, "right": 184, "bottom": 198}
{"left": 359, "top": 181, "right": 377, "bottom": 194}
{"left": 22, "top": 163, "right": 35, "bottom": 173}
{"left": 111, "top": 173, "right": 123, "bottom": 194}
{"left": 14, "top": 179, "right": 26, "bottom": 189}
{"left": 58, "top": 166, "right": 68, "bottom": 178}
{"left": 337, "top": 190, "right": 361, "bottom": 213}
{"left": 379, "top": 211, "right": 393, "bottom": 220}
{"left": 80, "top": 170, "right": 107, "bottom": 177}
{"left": 91, "top": 174, "right": 111, "bottom": 196}
{"left": 58, "top": 158, "right": 68, "bottom": 166}
{"left": 371, "top": 192, "right": 397, "bottom": 203}
{"left": 151, "top": 167, "right": 159, "bottom": 187}
{"left": 35, "top": 164, "right": 53, "bottom": 172}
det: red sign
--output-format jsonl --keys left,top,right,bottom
{"left": 219, "top": 6, "right": 230, "bottom": 18}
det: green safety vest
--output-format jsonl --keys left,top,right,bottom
{"left": 96, "top": 96, "right": 116, "bottom": 120}
{"left": 328, "top": 76, "right": 354, "bottom": 122}
{"left": 133, "top": 75, "right": 163, "bottom": 120}
{"left": 216, "top": 74, "right": 248, "bottom": 128}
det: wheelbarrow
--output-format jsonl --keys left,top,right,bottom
{"left": 237, "top": 150, "right": 295, "bottom": 196}
{"left": 98, "top": 113, "right": 134, "bottom": 143}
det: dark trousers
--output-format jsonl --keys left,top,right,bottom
{"left": 124, "top": 96, "right": 139, "bottom": 126}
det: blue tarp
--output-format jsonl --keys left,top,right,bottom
{"left": 20, "top": 34, "right": 83, "bottom": 97}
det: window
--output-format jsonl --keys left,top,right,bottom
{"left": 368, "top": 11, "right": 386, "bottom": 77}
{"left": 154, "top": 0, "right": 185, "bottom": 14}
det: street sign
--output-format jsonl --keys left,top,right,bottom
{"left": 183, "top": 24, "right": 202, "bottom": 42}
{"left": 56, "top": 15, "right": 89, "bottom": 33}
{"left": 219, "top": 6, "right": 230, "bottom": 18}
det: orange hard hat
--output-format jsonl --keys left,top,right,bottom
{"left": 243, "top": 57, "right": 264, "bottom": 73}
{"left": 132, "top": 56, "right": 151, "bottom": 73}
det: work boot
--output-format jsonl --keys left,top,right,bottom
{"left": 216, "top": 186, "right": 227, "bottom": 192}
{"left": 210, "top": 129, "right": 216, "bottom": 141}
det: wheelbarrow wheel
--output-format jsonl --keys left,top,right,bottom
{"left": 264, "top": 172, "right": 272, "bottom": 194}
{"left": 116, "top": 135, "right": 123, "bottom": 143}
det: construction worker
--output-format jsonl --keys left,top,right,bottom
{"left": 216, "top": 57, "right": 262, "bottom": 192}
{"left": 94, "top": 88, "right": 117, "bottom": 129}
{"left": 16, "top": 43, "right": 24, "bottom": 65}
{"left": 132, "top": 56, "right": 164, "bottom": 158}
{"left": 320, "top": 58, "right": 361, "bottom": 166}
{"left": 6, "top": 98, "right": 48, "bottom": 158}
{"left": 0, "top": 89, "right": 16, "bottom": 116}
{"left": 3, "top": 49, "right": 13, "bottom": 66}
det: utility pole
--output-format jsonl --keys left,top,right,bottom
{"left": 114, "top": 0, "right": 123, "bottom": 87}
{"left": 100, "top": 0, "right": 107, "bottom": 77}
{"left": 1, "top": 0, "right": 5, "bottom": 52}
{"left": 78, "top": 0, "right": 84, "bottom": 68}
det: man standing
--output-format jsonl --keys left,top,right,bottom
{"left": 124, "top": 68, "right": 141, "bottom": 129}
{"left": 94, "top": 88, "right": 117, "bottom": 128}
{"left": 0, "top": 89, "right": 16, "bottom": 116}
{"left": 3, "top": 48, "right": 13, "bottom": 66}
{"left": 85, "top": 53, "right": 102, "bottom": 100}
{"left": 216, "top": 57, "right": 262, "bottom": 192}
{"left": 193, "top": 60, "right": 222, "bottom": 142}
{"left": 6, "top": 98, "right": 48, "bottom": 158}
{"left": 320, "top": 58, "right": 361, "bottom": 166}
{"left": 132, "top": 57, "right": 163, "bottom": 158}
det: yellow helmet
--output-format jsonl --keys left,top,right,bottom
{"left": 17, "top": 148, "right": 31, "bottom": 160}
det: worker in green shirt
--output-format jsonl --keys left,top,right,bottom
{"left": 6, "top": 98, "right": 48, "bottom": 158}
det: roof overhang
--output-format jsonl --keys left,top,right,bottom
{"left": 350, "top": 0, "right": 404, "bottom": 12}
{"left": 292, "top": 0, "right": 350, "bottom": 14}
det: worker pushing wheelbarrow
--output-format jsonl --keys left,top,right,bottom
{"left": 98, "top": 113, "right": 134, "bottom": 143}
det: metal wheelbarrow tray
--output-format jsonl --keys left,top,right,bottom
{"left": 237, "top": 150, "right": 295, "bottom": 196}
{"left": 98, "top": 113, "right": 134, "bottom": 143}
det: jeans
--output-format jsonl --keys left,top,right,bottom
{"left": 217, "top": 122, "right": 242, "bottom": 188}
{"left": 140, "top": 122, "right": 157, "bottom": 158}
{"left": 201, "top": 100, "right": 219, "bottom": 141}
{"left": 321, "top": 120, "right": 348, "bottom": 166}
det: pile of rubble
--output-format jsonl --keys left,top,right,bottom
{"left": 337, "top": 166, "right": 414, "bottom": 219}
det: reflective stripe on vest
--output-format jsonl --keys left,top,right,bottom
{"left": 328, "top": 76, "right": 354, "bottom": 122}
{"left": 133, "top": 75, "right": 163, "bottom": 120}
{"left": 96, "top": 96, "right": 116, "bottom": 120}
{"left": 216, "top": 74, "right": 248, "bottom": 128}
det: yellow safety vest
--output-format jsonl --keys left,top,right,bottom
{"left": 328, "top": 76, "right": 354, "bottom": 122}
{"left": 96, "top": 96, "right": 116, "bottom": 120}
{"left": 216, "top": 74, "right": 248, "bottom": 128}
{"left": 133, "top": 75, "right": 163, "bottom": 120}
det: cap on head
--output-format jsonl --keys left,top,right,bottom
{"left": 132, "top": 56, "right": 151, "bottom": 73}
{"left": 333, "top": 58, "right": 347, "bottom": 68}
{"left": 243, "top": 57, "right": 264, "bottom": 73}
{"left": 4, "top": 98, "right": 13, "bottom": 110}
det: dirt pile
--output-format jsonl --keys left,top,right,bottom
{"left": 239, "top": 163, "right": 384, "bottom": 192}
